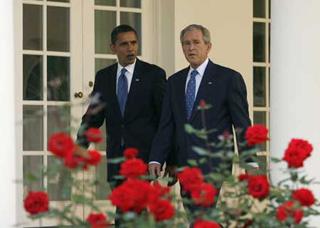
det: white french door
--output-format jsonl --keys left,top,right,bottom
{"left": 19, "top": 0, "right": 156, "bottom": 226}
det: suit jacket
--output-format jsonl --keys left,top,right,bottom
{"left": 149, "top": 60, "right": 251, "bottom": 175}
{"left": 77, "top": 58, "right": 166, "bottom": 181}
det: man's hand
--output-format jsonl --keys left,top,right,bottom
{"left": 164, "top": 165, "right": 177, "bottom": 186}
{"left": 74, "top": 144, "right": 89, "bottom": 158}
{"left": 148, "top": 163, "right": 161, "bottom": 178}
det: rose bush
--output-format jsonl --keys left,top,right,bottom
{"left": 23, "top": 107, "right": 320, "bottom": 227}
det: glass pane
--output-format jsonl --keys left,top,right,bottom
{"left": 120, "top": 12, "right": 141, "bottom": 55}
{"left": 120, "top": 0, "right": 141, "bottom": 8}
{"left": 47, "top": 56, "right": 70, "bottom": 101}
{"left": 95, "top": 10, "right": 116, "bottom": 54}
{"left": 253, "top": 67, "right": 266, "bottom": 107}
{"left": 95, "top": 0, "right": 116, "bottom": 6}
{"left": 253, "top": 111, "right": 267, "bottom": 151}
{"left": 253, "top": 0, "right": 266, "bottom": 18}
{"left": 47, "top": 6, "right": 70, "bottom": 52}
{"left": 253, "top": 22, "right": 266, "bottom": 62}
{"left": 23, "top": 106, "right": 44, "bottom": 151}
{"left": 48, "top": 0, "right": 70, "bottom": 2}
{"left": 23, "top": 4, "right": 43, "bottom": 50}
{"left": 95, "top": 58, "right": 116, "bottom": 73}
{"left": 269, "top": 0, "right": 271, "bottom": 19}
{"left": 95, "top": 156, "right": 111, "bottom": 200}
{"left": 47, "top": 156, "right": 72, "bottom": 201}
{"left": 47, "top": 106, "right": 71, "bottom": 145}
{"left": 268, "top": 23, "right": 271, "bottom": 63}
{"left": 23, "top": 156, "right": 43, "bottom": 196}
{"left": 23, "top": 55, "right": 43, "bottom": 101}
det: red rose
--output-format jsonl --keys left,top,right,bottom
{"left": 245, "top": 124, "right": 269, "bottom": 146}
{"left": 123, "top": 148, "right": 139, "bottom": 159}
{"left": 85, "top": 128, "right": 103, "bottom": 143}
{"left": 64, "top": 154, "right": 86, "bottom": 169}
{"left": 178, "top": 167, "right": 204, "bottom": 193}
{"left": 191, "top": 182, "right": 218, "bottom": 207}
{"left": 247, "top": 175, "right": 269, "bottom": 199}
{"left": 149, "top": 199, "right": 175, "bottom": 221}
{"left": 86, "top": 212, "right": 109, "bottom": 228}
{"left": 109, "top": 179, "right": 151, "bottom": 213}
{"left": 119, "top": 158, "right": 147, "bottom": 179}
{"left": 293, "top": 209, "right": 304, "bottom": 224}
{"left": 283, "top": 139, "right": 313, "bottom": 168}
{"left": 148, "top": 182, "right": 170, "bottom": 202}
{"left": 238, "top": 173, "right": 250, "bottom": 181}
{"left": 292, "top": 188, "right": 315, "bottom": 207}
{"left": 24, "top": 191, "right": 49, "bottom": 215}
{"left": 199, "top": 99, "right": 207, "bottom": 109}
{"left": 48, "top": 132, "right": 74, "bottom": 158}
{"left": 194, "top": 219, "right": 221, "bottom": 228}
{"left": 276, "top": 201, "right": 303, "bottom": 224}
{"left": 85, "top": 150, "right": 102, "bottom": 166}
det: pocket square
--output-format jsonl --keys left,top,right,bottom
{"left": 208, "top": 81, "right": 213, "bottom": 85}
{"left": 135, "top": 78, "right": 141, "bottom": 82}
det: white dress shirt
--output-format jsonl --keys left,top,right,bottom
{"left": 185, "top": 58, "right": 209, "bottom": 96}
{"left": 116, "top": 60, "right": 136, "bottom": 94}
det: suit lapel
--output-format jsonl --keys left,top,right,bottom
{"left": 177, "top": 68, "right": 189, "bottom": 121}
{"left": 108, "top": 64, "right": 123, "bottom": 118}
{"left": 190, "top": 60, "right": 217, "bottom": 122}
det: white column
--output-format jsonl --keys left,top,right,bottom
{"left": 270, "top": 0, "right": 320, "bottom": 225}
{"left": 0, "top": 1, "right": 17, "bottom": 227}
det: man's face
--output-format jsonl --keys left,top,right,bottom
{"left": 110, "top": 31, "right": 138, "bottom": 66}
{"left": 181, "top": 29, "right": 211, "bottom": 68}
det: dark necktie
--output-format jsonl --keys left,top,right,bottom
{"left": 185, "top": 70, "right": 198, "bottom": 120}
{"left": 117, "top": 68, "right": 128, "bottom": 116}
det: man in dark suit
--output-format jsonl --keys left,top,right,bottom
{"left": 77, "top": 24, "right": 166, "bottom": 185}
{"left": 149, "top": 24, "right": 251, "bottom": 186}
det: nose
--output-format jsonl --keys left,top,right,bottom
{"left": 128, "top": 43, "right": 135, "bottom": 52}
{"left": 189, "top": 43, "right": 196, "bottom": 50}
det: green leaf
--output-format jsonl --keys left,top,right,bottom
{"left": 270, "top": 157, "right": 282, "bottom": 163}
{"left": 184, "top": 124, "right": 195, "bottom": 134}
{"left": 187, "top": 159, "right": 198, "bottom": 166}
{"left": 108, "top": 157, "right": 125, "bottom": 164}
{"left": 192, "top": 146, "right": 209, "bottom": 156}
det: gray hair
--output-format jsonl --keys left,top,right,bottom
{"left": 180, "top": 24, "right": 211, "bottom": 44}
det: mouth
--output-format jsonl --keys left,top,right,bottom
{"left": 127, "top": 54, "right": 135, "bottom": 59}
{"left": 188, "top": 54, "right": 197, "bottom": 58}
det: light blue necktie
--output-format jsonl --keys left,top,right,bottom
{"left": 185, "top": 70, "right": 198, "bottom": 120}
{"left": 117, "top": 68, "right": 128, "bottom": 116}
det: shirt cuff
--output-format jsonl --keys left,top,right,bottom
{"left": 248, "top": 162, "right": 259, "bottom": 168}
{"left": 149, "top": 161, "right": 161, "bottom": 165}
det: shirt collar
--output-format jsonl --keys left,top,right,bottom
{"left": 117, "top": 59, "right": 136, "bottom": 75}
{"left": 189, "top": 58, "right": 209, "bottom": 77}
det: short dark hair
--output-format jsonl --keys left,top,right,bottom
{"left": 111, "top": 24, "right": 138, "bottom": 44}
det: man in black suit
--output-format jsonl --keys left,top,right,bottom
{"left": 149, "top": 24, "right": 251, "bottom": 186}
{"left": 77, "top": 24, "right": 166, "bottom": 185}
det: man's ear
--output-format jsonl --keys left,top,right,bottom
{"left": 110, "top": 44, "right": 115, "bottom": 54}
{"left": 207, "top": 42, "right": 212, "bottom": 52}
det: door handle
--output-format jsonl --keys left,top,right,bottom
{"left": 74, "top": 91, "right": 83, "bottom": 98}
